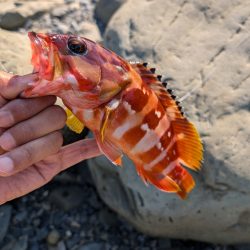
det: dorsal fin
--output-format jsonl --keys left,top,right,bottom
{"left": 130, "top": 62, "right": 184, "bottom": 119}
{"left": 130, "top": 62, "right": 203, "bottom": 173}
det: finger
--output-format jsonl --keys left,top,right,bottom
{"left": 0, "top": 73, "right": 38, "bottom": 100}
{"left": 0, "top": 71, "right": 12, "bottom": 108}
{"left": 0, "top": 95, "right": 7, "bottom": 109}
{"left": 0, "top": 138, "right": 101, "bottom": 205}
{"left": 58, "top": 138, "right": 101, "bottom": 170}
{"left": 0, "top": 95, "right": 56, "bottom": 128}
{"left": 0, "top": 105, "right": 66, "bottom": 150}
{"left": 0, "top": 131, "right": 63, "bottom": 176}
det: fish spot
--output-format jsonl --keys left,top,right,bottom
{"left": 123, "top": 101, "right": 136, "bottom": 115}
{"left": 116, "top": 65, "right": 124, "bottom": 72}
{"left": 141, "top": 123, "right": 150, "bottom": 132}
{"left": 168, "top": 131, "right": 171, "bottom": 138}
{"left": 155, "top": 111, "right": 161, "bottom": 118}
{"left": 173, "top": 150, "right": 176, "bottom": 155}
{"left": 156, "top": 142, "right": 164, "bottom": 151}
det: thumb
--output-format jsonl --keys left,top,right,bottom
{"left": 0, "top": 71, "right": 38, "bottom": 99}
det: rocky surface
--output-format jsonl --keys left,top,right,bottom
{"left": 0, "top": 0, "right": 249, "bottom": 249}
{"left": 94, "top": 0, "right": 127, "bottom": 30}
{"left": 0, "top": 29, "right": 31, "bottom": 74}
{"left": 88, "top": 0, "right": 250, "bottom": 244}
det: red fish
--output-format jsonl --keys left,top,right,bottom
{"left": 23, "top": 32, "right": 203, "bottom": 198}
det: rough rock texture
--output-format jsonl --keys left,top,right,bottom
{"left": 0, "top": 29, "right": 32, "bottom": 74}
{"left": 95, "top": 0, "right": 127, "bottom": 29}
{"left": 0, "top": 0, "right": 64, "bottom": 30}
{"left": 88, "top": 0, "right": 250, "bottom": 244}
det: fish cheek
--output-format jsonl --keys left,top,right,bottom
{"left": 69, "top": 56, "right": 101, "bottom": 90}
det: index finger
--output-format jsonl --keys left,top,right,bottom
{"left": 0, "top": 71, "right": 38, "bottom": 100}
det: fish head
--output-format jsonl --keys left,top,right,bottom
{"left": 24, "top": 32, "right": 132, "bottom": 107}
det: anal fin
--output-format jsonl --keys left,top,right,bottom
{"left": 94, "top": 131, "right": 123, "bottom": 166}
{"left": 136, "top": 161, "right": 195, "bottom": 199}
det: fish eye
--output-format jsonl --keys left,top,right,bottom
{"left": 67, "top": 37, "right": 88, "bottom": 55}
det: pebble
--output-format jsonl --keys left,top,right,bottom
{"left": 47, "top": 230, "right": 61, "bottom": 245}
{"left": 78, "top": 242, "right": 106, "bottom": 250}
{"left": 57, "top": 241, "right": 67, "bottom": 250}
{"left": 0, "top": 12, "right": 26, "bottom": 30}
{"left": 98, "top": 209, "right": 118, "bottom": 227}
{"left": 49, "top": 185, "right": 85, "bottom": 211}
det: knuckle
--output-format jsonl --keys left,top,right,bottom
{"left": 52, "top": 131, "right": 63, "bottom": 148}
{"left": 8, "top": 99, "right": 26, "bottom": 122}
{"left": 21, "top": 146, "right": 34, "bottom": 163}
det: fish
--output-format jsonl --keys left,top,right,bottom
{"left": 22, "top": 32, "right": 203, "bottom": 198}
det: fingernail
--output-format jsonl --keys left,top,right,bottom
{"left": 0, "top": 133, "right": 16, "bottom": 150}
{"left": 0, "top": 111, "right": 14, "bottom": 127}
{"left": 0, "top": 157, "right": 14, "bottom": 174}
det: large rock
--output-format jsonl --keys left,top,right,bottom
{"left": 0, "top": 29, "right": 32, "bottom": 74}
{"left": 88, "top": 0, "right": 250, "bottom": 244}
{"left": 95, "top": 0, "right": 127, "bottom": 28}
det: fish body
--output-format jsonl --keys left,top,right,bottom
{"left": 23, "top": 32, "right": 203, "bottom": 198}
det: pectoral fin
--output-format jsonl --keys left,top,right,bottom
{"left": 100, "top": 99, "right": 120, "bottom": 141}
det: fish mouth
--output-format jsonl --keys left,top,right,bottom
{"left": 28, "top": 32, "right": 56, "bottom": 80}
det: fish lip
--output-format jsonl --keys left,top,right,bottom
{"left": 28, "top": 31, "right": 53, "bottom": 79}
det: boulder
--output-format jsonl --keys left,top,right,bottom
{"left": 88, "top": 0, "right": 250, "bottom": 244}
{"left": 79, "top": 22, "right": 102, "bottom": 43}
{"left": 95, "top": 0, "right": 127, "bottom": 28}
{"left": 0, "top": 29, "right": 32, "bottom": 74}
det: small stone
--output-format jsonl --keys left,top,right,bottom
{"left": 65, "top": 230, "right": 72, "bottom": 238}
{"left": 57, "top": 241, "right": 67, "bottom": 250}
{"left": 98, "top": 209, "right": 118, "bottom": 227}
{"left": 32, "top": 218, "right": 41, "bottom": 227}
{"left": 36, "top": 227, "right": 49, "bottom": 241}
{"left": 0, "top": 12, "right": 25, "bottom": 30}
{"left": 70, "top": 220, "right": 81, "bottom": 229}
{"left": 13, "top": 211, "right": 27, "bottom": 223}
{"left": 13, "top": 236, "right": 28, "bottom": 250}
{"left": 158, "top": 238, "right": 171, "bottom": 249}
{"left": 0, "top": 205, "right": 12, "bottom": 242}
{"left": 100, "top": 232, "right": 108, "bottom": 241}
{"left": 52, "top": 6, "right": 68, "bottom": 18}
{"left": 2, "top": 236, "right": 29, "bottom": 250}
{"left": 49, "top": 185, "right": 85, "bottom": 211}
{"left": 77, "top": 242, "right": 106, "bottom": 250}
{"left": 47, "top": 230, "right": 60, "bottom": 246}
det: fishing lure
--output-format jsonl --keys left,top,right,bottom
{"left": 23, "top": 32, "right": 203, "bottom": 198}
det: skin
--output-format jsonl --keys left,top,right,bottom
{"left": 0, "top": 71, "right": 102, "bottom": 205}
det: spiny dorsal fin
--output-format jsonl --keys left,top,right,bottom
{"left": 130, "top": 62, "right": 203, "bottom": 172}
{"left": 130, "top": 62, "right": 184, "bottom": 118}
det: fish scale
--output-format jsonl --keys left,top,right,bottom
{"left": 23, "top": 32, "right": 203, "bottom": 198}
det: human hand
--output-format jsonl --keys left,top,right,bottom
{"left": 0, "top": 71, "right": 101, "bottom": 205}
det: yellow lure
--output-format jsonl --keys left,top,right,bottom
{"left": 65, "top": 108, "right": 84, "bottom": 134}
